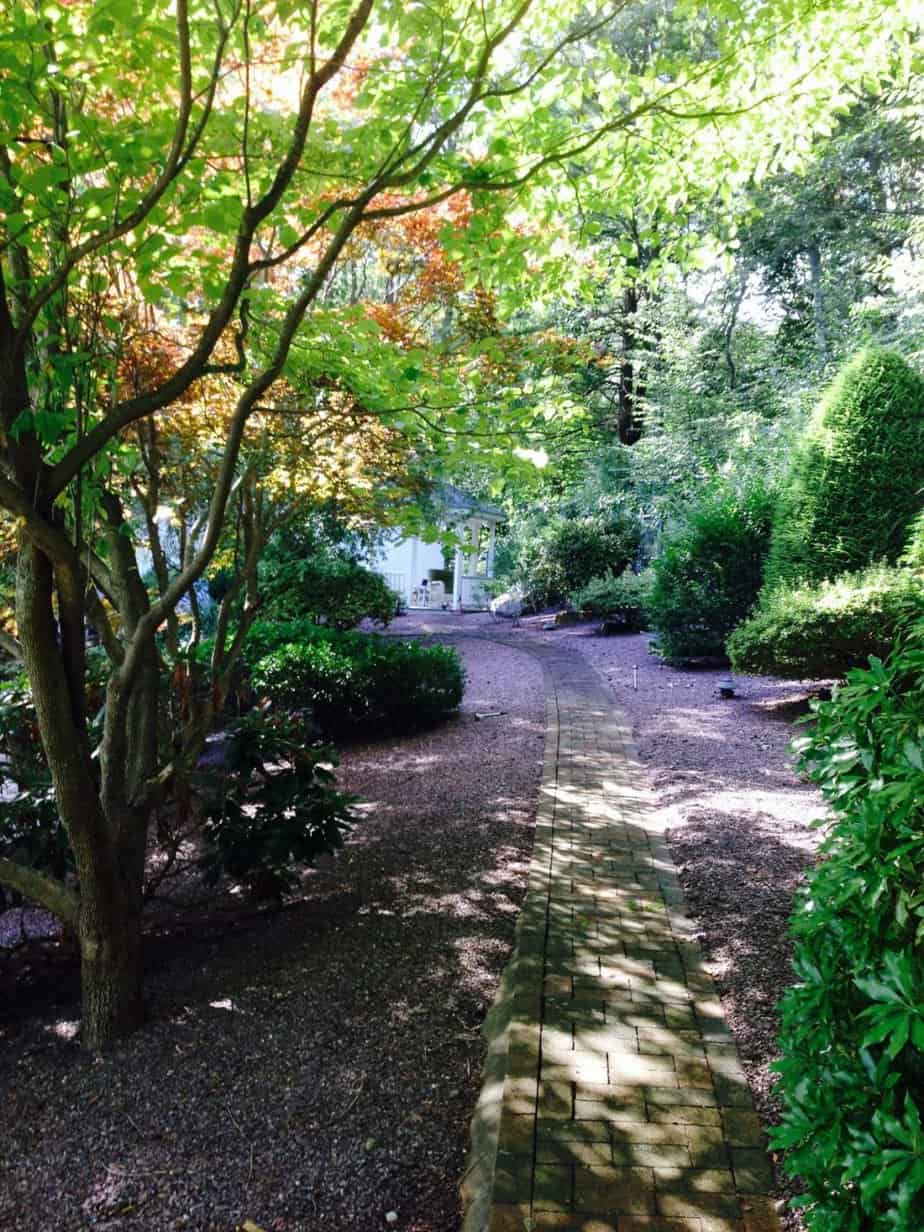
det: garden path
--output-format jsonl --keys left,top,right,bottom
{"left": 459, "top": 634, "right": 783, "bottom": 1232}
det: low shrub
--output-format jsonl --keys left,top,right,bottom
{"left": 261, "top": 543, "right": 398, "bottom": 629}
{"left": 647, "top": 484, "right": 775, "bottom": 661}
{"left": 251, "top": 631, "right": 465, "bottom": 735}
{"left": 570, "top": 569, "right": 653, "bottom": 631}
{"left": 197, "top": 712, "right": 355, "bottom": 900}
{"left": 727, "top": 565, "right": 924, "bottom": 679}
{"left": 241, "top": 616, "right": 330, "bottom": 664}
{"left": 771, "top": 622, "right": 924, "bottom": 1230}
{"left": 515, "top": 512, "right": 640, "bottom": 608}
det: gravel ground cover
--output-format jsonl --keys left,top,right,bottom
{"left": 509, "top": 619, "right": 825, "bottom": 1229}
{"left": 0, "top": 635, "right": 545, "bottom": 1232}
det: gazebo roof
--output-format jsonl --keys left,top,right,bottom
{"left": 438, "top": 483, "right": 506, "bottom": 522}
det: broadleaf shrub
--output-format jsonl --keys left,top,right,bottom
{"left": 765, "top": 348, "right": 924, "bottom": 589}
{"left": 515, "top": 512, "right": 640, "bottom": 609}
{"left": 727, "top": 565, "right": 924, "bottom": 679}
{"left": 251, "top": 631, "right": 465, "bottom": 735}
{"left": 260, "top": 542, "right": 398, "bottom": 629}
{"left": 647, "top": 484, "right": 775, "bottom": 661}
{"left": 771, "top": 622, "right": 924, "bottom": 1230}
{"left": 197, "top": 712, "right": 355, "bottom": 900}
{"left": 570, "top": 569, "right": 653, "bottom": 631}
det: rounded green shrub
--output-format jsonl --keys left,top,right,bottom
{"left": 647, "top": 484, "right": 775, "bottom": 661}
{"left": 727, "top": 565, "right": 924, "bottom": 679}
{"left": 765, "top": 349, "right": 924, "bottom": 589}
{"left": 517, "top": 513, "right": 640, "bottom": 609}
{"left": 569, "top": 569, "right": 653, "bottom": 630}
{"left": 251, "top": 632, "right": 465, "bottom": 735}
{"left": 772, "top": 621, "right": 924, "bottom": 1230}
{"left": 260, "top": 543, "right": 398, "bottom": 629}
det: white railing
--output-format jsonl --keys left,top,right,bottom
{"left": 380, "top": 571, "right": 407, "bottom": 598}
{"left": 461, "top": 575, "right": 489, "bottom": 609}
{"left": 409, "top": 579, "right": 447, "bottom": 608}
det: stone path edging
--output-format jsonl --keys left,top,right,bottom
{"left": 460, "top": 636, "right": 782, "bottom": 1232}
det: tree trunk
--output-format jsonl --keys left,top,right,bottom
{"left": 78, "top": 886, "right": 144, "bottom": 1049}
{"left": 617, "top": 282, "right": 644, "bottom": 445}
{"left": 16, "top": 534, "right": 149, "bottom": 1048}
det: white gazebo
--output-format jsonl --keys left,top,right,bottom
{"left": 371, "top": 486, "right": 505, "bottom": 611}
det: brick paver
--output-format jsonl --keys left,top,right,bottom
{"left": 464, "top": 640, "right": 782, "bottom": 1232}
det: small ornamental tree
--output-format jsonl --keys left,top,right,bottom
{"left": 0, "top": 0, "right": 916, "bottom": 1048}
{"left": 764, "top": 349, "right": 924, "bottom": 589}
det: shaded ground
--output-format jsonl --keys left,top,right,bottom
{"left": 506, "top": 619, "right": 827, "bottom": 1230}
{"left": 0, "top": 636, "right": 545, "bottom": 1232}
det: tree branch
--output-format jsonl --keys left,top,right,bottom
{"left": 0, "top": 857, "right": 79, "bottom": 927}
{"left": 14, "top": 0, "right": 197, "bottom": 348}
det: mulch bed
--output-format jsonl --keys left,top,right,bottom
{"left": 0, "top": 636, "right": 545, "bottom": 1232}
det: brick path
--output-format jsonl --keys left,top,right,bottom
{"left": 464, "top": 640, "right": 782, "bottom": 1232}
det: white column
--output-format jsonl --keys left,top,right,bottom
{"left": 453, "top": 545, "right": 464, "bottom": 610}
{"left": 468, "top": 519, "right": 481, "bottom": 574}
{"left": 486, "top": 521, "right": 497, "bottom": 577}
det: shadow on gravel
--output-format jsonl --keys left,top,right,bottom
{"left": 0, "top": 637, "right": 546, "bottom": 1232}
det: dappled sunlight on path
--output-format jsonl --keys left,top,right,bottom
{"left": 464, "top": 642, "right": 781, "bottom": 1232}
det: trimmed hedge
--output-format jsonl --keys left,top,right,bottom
{"left": 569, "top": 569, "right": 653, "bottom": 631}
{"left": 765, "top": 349, "right": 924, "bottom": 590}
{"left": 771, "top": 622, "right": 924, "bottom": 1230}
{"left": 727, "top": 565, "right": 924, "bottom": 679}
{"left": 647, "top": 484, "right": 775, "bottom": 661}
{"left": 251, "top": 630, "right": 465, "bottom": 735}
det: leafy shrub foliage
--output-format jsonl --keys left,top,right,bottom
{"left": 765, "top": 349, "right": 924, "bottom": 589}
{"left": 647, "top": 484, "right": 775, "bottom": 660}
{"left": 727, "top": 564, "right": 924, "bottom": 679}
{"left": 260, "top": 537, "right": 397, "bottom": 629}
{"left": 251, "top": 630, "right": 465, "bottom": 735}
{"left": 901, "top": 509, "right": 924, "bottom": 572}
{"left": 197, "top": 712, "right": 355, "bottom": 900}
{"left": 772, "top": 622, "right": 924, "bottom": 1230}
{"left": 570, "top": 569, "right": 653, "bottom": 630}
{"left": 240, "top": 616, "right": 328, "bottom": 664}
{"left": 515, "top": 512, "right": 640, "bottom": 609}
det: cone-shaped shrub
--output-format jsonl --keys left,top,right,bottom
{"left": 764, "top": 349, "right": 924, "bottom": 590}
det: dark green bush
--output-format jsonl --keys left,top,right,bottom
{"left": 727, "top": 565, "right": 924, "bottom": 679}
{"left": 765, "top": 349, "right": 924, "bottom": 589}
{"left": 771, "top": 622, "right": 924, "bottom": 1230}
{"left": 251, "top": 631, "right": 465, "bottom": 735}
{"left": 260, "top": 540, "right": 398, "bottom": 629}
{"left": 647, "top": 484, "right": 775, "bottom": 661}
{"left": 240, "top": 616, "right": 330, "bottom": 664}
{"left": 197, "top": 712, "right": 355, "bottom": 900}
{"left": 569, "top": 569, "right": 653, "bottom": 630}
{"left": 517, "top": 513, "right": 640, "bottom": 608}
